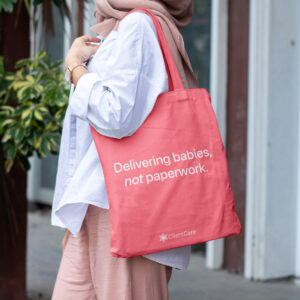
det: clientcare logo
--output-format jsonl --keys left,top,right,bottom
{"left": 159, "top": 230, "right": 197, "bottom": 242}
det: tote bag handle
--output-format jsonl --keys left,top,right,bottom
{"left": 122, "top": 7, "right": 184, "bottom": 91}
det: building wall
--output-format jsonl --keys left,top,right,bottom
{"left": 246, "top": 0, "right": 300, "bottom": 280}
{"left": 265, "top": 0, "right": 299, "bottom": 278}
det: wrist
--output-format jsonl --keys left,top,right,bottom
{"left": 72, "top": 66, "right": 88, "bottom": 86}
{"left": 65, "top": 60, "right": 82, "bottom": 69}
{"left": 65, "top": 53, "right": 82, "bottom": 69}
{"left": 65, "top": 63, "right": 87, "bottom": 84}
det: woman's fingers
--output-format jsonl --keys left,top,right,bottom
{"left": 79, "top": 35, "right": 101, "bottom": 43}
{"left": 65, "top": 35, "right": 101, "bottom": 67}
{"left": 83, "top": 45, "right": 100, "bottom": 60}
{"left": 83, "top": 44, "right": 100, "bottom": 56}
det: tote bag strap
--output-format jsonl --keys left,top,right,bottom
{"left": 122, "top": 7, "right": 184, "bottom": 91}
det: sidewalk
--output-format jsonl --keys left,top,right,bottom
{"left": 27, "top": 207, "right": 300, "bottom": 300}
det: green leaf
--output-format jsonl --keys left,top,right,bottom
{"left": 43, "top": 89, "right": 55, "bottom": 101}
{"left": 24, "top": 126, "right": 31, "bottom": 137}
{"left": 37, "top": 106, "right": 48, "bottom": 113}
{"left": 0, "top": 105, "right": 14, "bottom": 115}
{"left": 22, "top": 114, "right": 32, "bottom": 127}
{"left": 5, "top": 74, "right": 15, "bottom": 81}
{"left": 33, "top": 135, "right": 42, "bottom": 149}
{"left": 19, "top": 143, "right": 29, "bottom": 156}
{"left": 21, "top": 108, "right": 32, "bottom": 120}
{"left": 40, "top": 137, "right": 51, "bottom": 157}
{"left": 17, "top": 86, "right": 31, "bottom": 101}
{"left": 0, "top": 56, "right": 5, "bottom": 74}
{"left": 15, "top": 127, "right": 25, "bottom": 144}
{"left": 6, "top": 143, "right": 17, "bottom": 161}
{"left": 34, "top": 109, "right": 43, "bottom": 121}
{"left": 18, "top": 156, "right": 31, "bottom": 171}
{"left": 48, "top": 134, "right": 61, "bottom": 147}
{"left": 2, "top": 126, "right": 16, "bottom": 143}
{"left": 15, "top": 105, "right": 28, "bottom": 115}
{"left": 1, "top": 118, "right": 16, "bottom": 128}
{"left": 0, "top": 0, "right": 18, "bottom": 13}
{"left": 54, "top": 109, "right": 65, "bottom": 121}
{"left": 25, "top": 74, "right": 35, "bottom": 83}
{"left": 5, "top": 160, "right": 14, "bottom": 173}
{"left": 15, "top": 58, "right": 31, "bottom": 69}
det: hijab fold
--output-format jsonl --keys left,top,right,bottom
{"left": 91, "top": 0, "right": 198, "bottom": 89}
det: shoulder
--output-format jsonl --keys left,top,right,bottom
{"left": 119, "top": 11, "right": 156, "bottom": 34}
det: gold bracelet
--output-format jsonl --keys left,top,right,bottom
{"left": 67, "top": 63, "right": 88, "bottom": 84}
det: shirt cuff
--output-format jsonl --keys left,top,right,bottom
{"left": 69, "top": 72, "right": 100, "bottom": 120}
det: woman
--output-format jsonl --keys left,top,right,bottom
{"left": 51, "top": 0, "right": 198, "bottom": 299}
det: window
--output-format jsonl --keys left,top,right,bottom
{"left": 181, "top": 0, "right": 211, "bottom": 90}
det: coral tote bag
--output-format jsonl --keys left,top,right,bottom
{"left": 90, "top": 8, "right": 242, "bottom": 258}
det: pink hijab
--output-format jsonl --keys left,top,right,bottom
{"left": 90, "top": 0, "right": 198, "bottom": 89}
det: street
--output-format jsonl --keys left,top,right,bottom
{"left": 27, "top": 208, "right": 300, "bottom": 300}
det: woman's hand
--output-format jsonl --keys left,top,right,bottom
{"left": 65, "top": 35, "right": 100, "bottom": 85}
{"left": 65, "top": 35, "right": 100, "bottom": 67}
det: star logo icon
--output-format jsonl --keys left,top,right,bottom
{"left": 160, "top": 233, "right": 168, "bottom": 242}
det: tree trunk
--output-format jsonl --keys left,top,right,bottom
{"left": 0, "top": 150, "right": 27, "bottom": 300}
{"left": 0, "top": 2, "right": 30, "bottom": 299}
{"left": 223, "top": 0, "right": 249, "bottom": 274}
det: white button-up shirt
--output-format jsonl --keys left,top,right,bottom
{"left": 51, "top": 11, "right": 191, "bottom": 270}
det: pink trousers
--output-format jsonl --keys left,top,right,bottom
{"left": 51, "top": 204, "right": 172, "bottom": 300}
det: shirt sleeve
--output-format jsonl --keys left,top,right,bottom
{"left": 68, "top": 12, "right": 168, "bottom": 139}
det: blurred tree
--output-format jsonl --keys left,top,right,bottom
{"left": 0, "top": 3, "right": 30, "bottom": 298}
{"left": 0, "top": 1, "right": 74, "bottom": 299}
{"left": 0, "top": 54, "right": 68, "bottom": 297}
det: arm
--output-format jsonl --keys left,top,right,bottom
{"left": 67, "top": 12, "right": 168, "bottom": 139}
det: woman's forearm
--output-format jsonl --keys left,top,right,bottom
{"left": 72, "top": 66, "right": 88, "bottom": 86}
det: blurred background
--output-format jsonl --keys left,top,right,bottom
{"left": 1, "top": 0, "right": 300, "bottom": 299}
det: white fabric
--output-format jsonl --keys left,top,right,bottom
{"left": 51, "top": 12, "right": 191, "bottom": 270}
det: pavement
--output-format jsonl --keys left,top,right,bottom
{"left": 27, "top": 206, "right": 300, "bottom": 300}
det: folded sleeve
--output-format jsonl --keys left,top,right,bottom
{"left": 69, "top": 12, "right": 168, "bottom": 139}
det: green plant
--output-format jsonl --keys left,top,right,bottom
{"left": 0, "top": 51, "right": 69, "bottom": 173}
{"left": 0, "top": 0, "right": 65, "bottom": 15}
{"left": 0, "top": 0, "right": 18, "bottom": 13}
